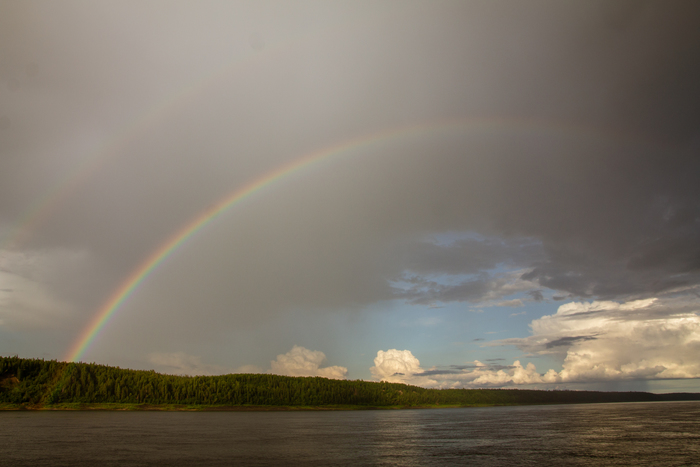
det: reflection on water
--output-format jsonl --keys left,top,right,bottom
{"left": 1, "top": 401, "right": 699, "bottom": 466}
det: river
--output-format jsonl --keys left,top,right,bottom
{"left": 2, "top": 401, "right": 699, "bottom": 465}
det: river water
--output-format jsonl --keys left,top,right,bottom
{"left": 2, "top": 401, "right": 699, "bottom": 466}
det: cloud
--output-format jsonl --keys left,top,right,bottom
{"left": 373, "top": 296, "right": 700, "bottom": 387}
{"left": 148, "top": 346, "right": 348, "bottom": 378}
{"left": 369, "top": 349, "right": 552, "bottom": 388}
{"left": 395, "top": 269, "right": 540, "bottom": 306}
{"left": 527, "top": 290, "right": 544, "bottom": 301}
{"left": 269, "top": 345, "right": 347, "bottom": 380}
{"left": 371, "top": 349, "right": 421, "bottom": 380}
{"left": 544, "top": 335, "right": 596, "bottom": 348}
{"left": 465, "top": 361, "right": 558, "bottom": 387}
{"left": 370, "top": 349, "right": 437, "bottom": 386}
{"left": 400, "top": 237, "right": 544, "bottom": 277}
{"left": 497, "top": 297, "right": 700, "bottom": 382}
{"left": 368, "top": 356, "right": 556, "bottom": 389}
{"left": 148, "top": 352, "right": 239, "bottom": 376}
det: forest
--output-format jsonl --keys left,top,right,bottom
{"left": 2, "top": 356, "right": 699, "bottom": 409}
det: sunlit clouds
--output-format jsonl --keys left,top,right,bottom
{"left": 270, "top": 345, "right": 347, "bottom": 380}
{"left": 504, "top": 298, "right": 700, "bottom": 382}
{"left": 148, "top": 346, "right": 346, "bottom": 379}
{"left": 370, "top": 349, "right": 432, "bottom": 386}
{"left": 373, "top": 297, "right": 700, "bottom": 388}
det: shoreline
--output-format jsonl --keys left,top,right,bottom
{"left": 3, "top": 400, "right": 698, "bottom": 412}
{"left": 0, "top": 402, "right": 485, "bottom": 412}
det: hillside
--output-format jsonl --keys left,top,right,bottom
{"left": 2, "top": 356, "right": 699, "bottom": 409}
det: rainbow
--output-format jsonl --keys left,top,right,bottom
{"left": 64, "top": 117, "right": 648, "bottom": 362}
{"left": 2, "top": 12, "right": 389, "bottom": 254}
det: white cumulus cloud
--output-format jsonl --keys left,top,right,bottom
{"left": 497, "top": 297, "right": 700, "bottom": 383}
{"left": 463, "top": 360, "right": 559, "bottom": 387}
{"left": 369, "top": 350, "right": 556, "bottom": 388}
{"left": 370, "top": 297, "right": 700, "bottom": 388}
{"left": 148, "top": 345, "right": 346, "bottom": 378}
{"left": 370, "top": 349, "right": 437, "bottom": 386}
{"left": 269, "top": 345, "right": 347, "bottom": 380}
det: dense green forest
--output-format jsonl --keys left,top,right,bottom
{"left": 2, "top": 356, "right": 699, "bottom": 409}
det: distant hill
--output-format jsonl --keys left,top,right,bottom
{"left": 2, "top": 356, "right": 699, "bottom": 409}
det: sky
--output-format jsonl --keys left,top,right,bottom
{"left": 1, "top": 0, "right": 699, "bottom": 393}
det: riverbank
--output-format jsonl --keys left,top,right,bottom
{"left": 0, "top": 402, "right": 498, "bottom": 411}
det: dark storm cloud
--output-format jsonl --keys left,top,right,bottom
{"left": 415, "top": 370, "right": 462, "bottom": 376}
{"left": 1, "top": 0, "right": 699, "bottom": 358}
{"left": 545, "top": 336, "right": 597, "bottom": 349}
{"left": 415, "top": 363, "right": 514, "bottom": 376}
{"left": 451, "top": 364, "right": 513, "bottom": 371}
{"left": 400, "top": 237, "right": 543, "bottom": 276}
{"left": 396, "top": 270, "right": 535, "bottom": 306}
{"left": 527, "top": 290, "right": 544, "bottom": 302}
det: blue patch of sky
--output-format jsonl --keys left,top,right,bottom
{"left": 389, "top": 272, "right": 485, "bottom": 291}
{"left": 383, "top": 233, "right": 566, "bottom": 375}
{"left": 207, "top": 229, "right": 565, "bottom": 382}
{"left": 331, "top": 293, "right": 566, "bottom": 380}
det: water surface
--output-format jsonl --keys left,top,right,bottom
{"left": 2, "top": 401, "right": 699, "bottom": 466}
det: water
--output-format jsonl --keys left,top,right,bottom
{"left": 1, "top": 401, "right": 699, "bottom": 466}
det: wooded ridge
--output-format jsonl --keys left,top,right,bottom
{"left": 2, "top": 356, "right": 699, "bottom": 409}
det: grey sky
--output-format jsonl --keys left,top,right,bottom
{"left": 1, "top": 1, "right": 699, "bottom": 390}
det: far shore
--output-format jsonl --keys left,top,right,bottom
{"left": 0, "top": 402, "right": 490, "bottom": 411}
{"left": 3, "top": 400, "right": 697, "bottom": 412}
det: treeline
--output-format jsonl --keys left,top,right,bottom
{"left": 1, "top": 356, "right": 699, "bottom": 408}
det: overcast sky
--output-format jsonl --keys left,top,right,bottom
{"left": 1, "top": 0, "right": 699, "bottom": 392}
